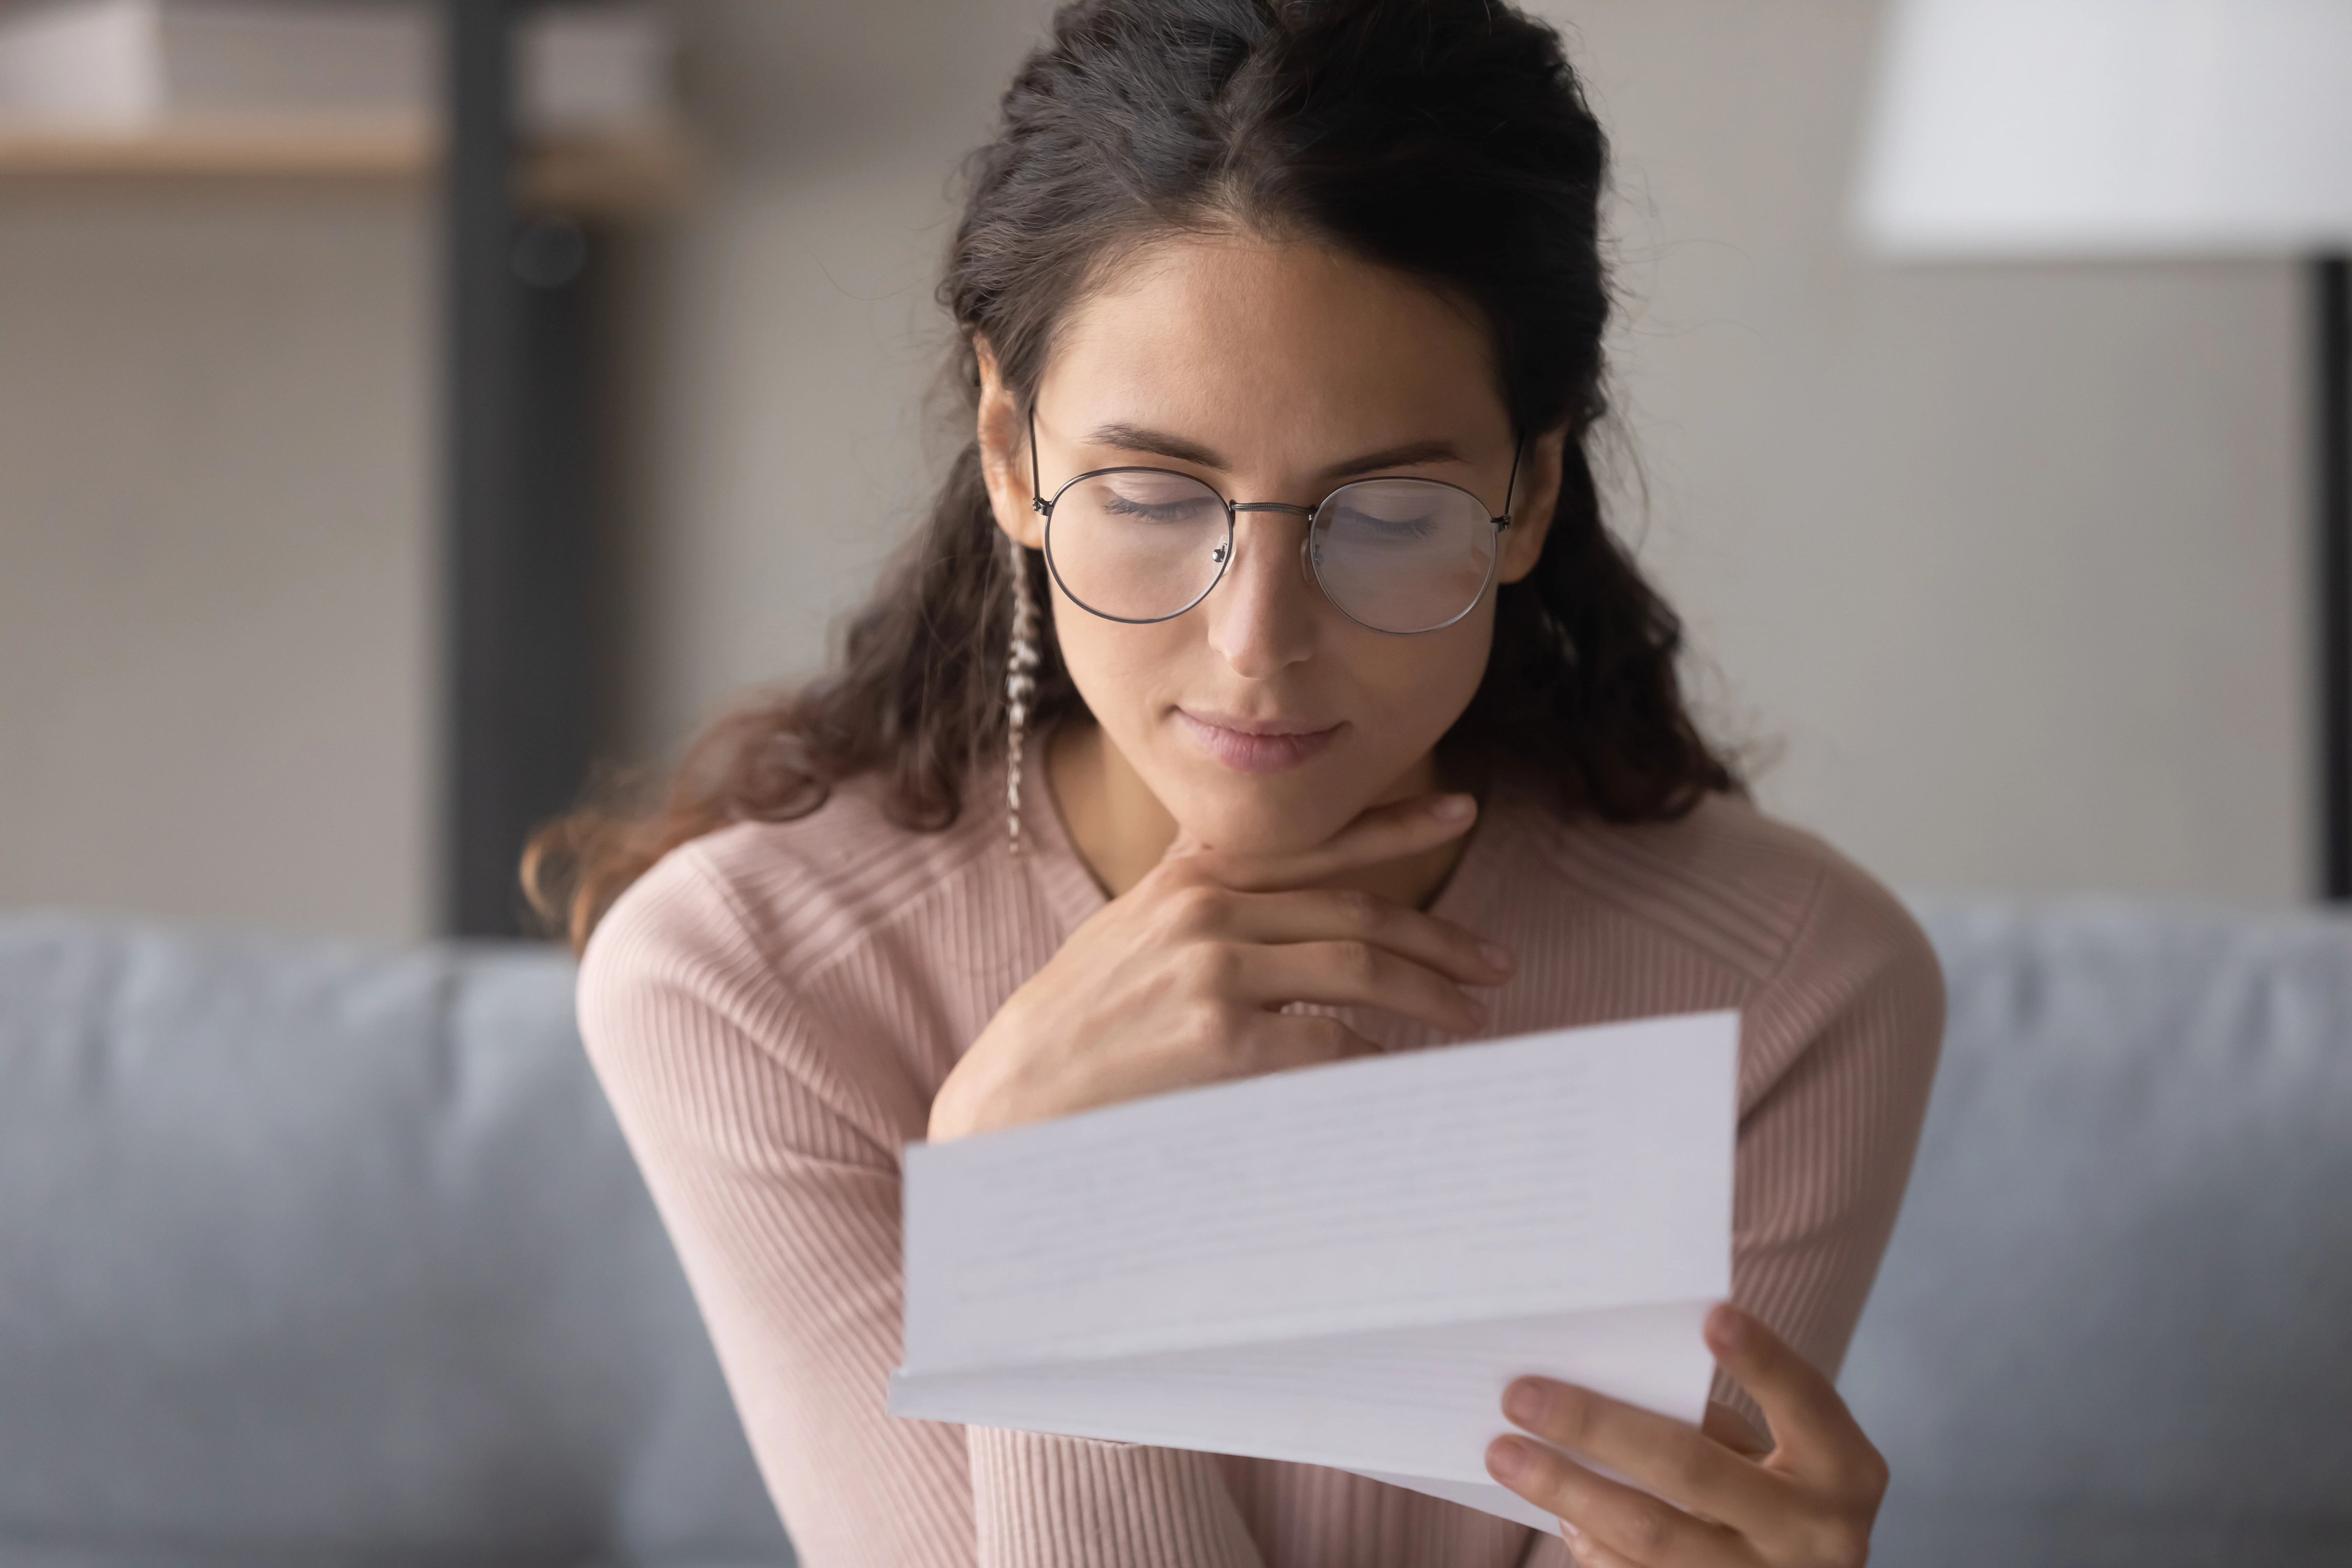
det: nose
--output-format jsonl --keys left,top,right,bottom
{"left": 1203, "top": 507, "right": 1320, "bottom": 677}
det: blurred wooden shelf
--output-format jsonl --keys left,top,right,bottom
{"left": 0, "top": 118, "right": 692, "bottom": 218}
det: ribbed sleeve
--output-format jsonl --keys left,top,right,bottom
{"left": 1724, "top": 856, "right": 1948, "bottom": 1396}
{"left": 579, "top": 850, "right": 974, "bottom": 1568}
{"left": 575, "top": 761, "right": 1944, "bottom": 1568}
{"left": 970, "top": 1431, "right": 1265, "bottom": 1567}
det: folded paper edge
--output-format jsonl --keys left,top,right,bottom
{"left": 892, "top": 1292, "right": 1730, "bottom": 1384}
{"left": 1342, "top": 1467, "right": 1564, "bottom": 1533}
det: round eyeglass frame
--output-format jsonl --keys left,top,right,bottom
{"left": 1026, "top": 403, "right": 1522, "bottom": 636}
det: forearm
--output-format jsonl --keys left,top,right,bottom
{"left": 968, "top": 1429, "right": 1268, "bottom": 1568}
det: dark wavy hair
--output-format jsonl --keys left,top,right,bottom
{"left": 526, "top": 0, "right": 1736, "bottom": 953}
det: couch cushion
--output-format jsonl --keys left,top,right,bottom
{"left": 1846, "top": 897, "right": 2352, "bottom": 1567}
{"left": 0, "top": 915, "right": 793, "bottom": 1566}
{"left": 10, "top": 897, "right": 2346, "bottom": 1566}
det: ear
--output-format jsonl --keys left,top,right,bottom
{"left": 1494, "top": 423, "right": 1569, "bottom": 585}
{"left": 975, "top": 335, "right": 1047, "bottom": 551}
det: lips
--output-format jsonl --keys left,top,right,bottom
{"left": 1176, "top": 708, "right": 1341, "bottom": 775}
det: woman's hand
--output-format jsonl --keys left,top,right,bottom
{"left": 1484, "top": 1304, "right": 1888, "bottom": 1568}
{"left": 927, "top": 792, "right": 1514, "bottom": 1142}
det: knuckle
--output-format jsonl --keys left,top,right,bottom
{"left": 1219, "top": 1025, "right": 1266, "bottom": 1076}
{"left": 1178, "top": 993, "right": 1225, "bottom": 1043}
{"left": 1329, "top": 888, "right": 1384, "bottom": 933}
{"left": 1166, "top": 882, "right": 1228, "bottom": 934}
{"left": 1334, "top": 939, "right": 1383, "bottom": 984}
{"left": 1624, "top": 1501, "right": 1676, "bottom": 1558}
{"left": 1665, "top": 1435, "right": 1712, "bottom": 1497}
{"left": 1206, "top": 1016, "right": 1259, "bottom": 1076}
{"left": 1186, "top": 940, "right": 1243, "bottom": 992}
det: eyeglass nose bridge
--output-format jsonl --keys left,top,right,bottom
{"left": 1208, "top": 500, "right": 1321, "bottom": 577}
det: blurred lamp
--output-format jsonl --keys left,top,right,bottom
{"left": 1853, "top": 0, "right": 2352, "bottom": 895}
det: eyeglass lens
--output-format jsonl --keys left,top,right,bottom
{"left": 1044, "top": 471, "right": 1231, "bottom": 623}
{"left": 1043, "top": 470, "right": 1499, "bottom": 634}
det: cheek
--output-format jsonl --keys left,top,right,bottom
{"left": 1047, "top": 596, "right": 1181, "bottom": 732}
{"left": 1358, "top": 615, "right": 1491, "bottom": 724}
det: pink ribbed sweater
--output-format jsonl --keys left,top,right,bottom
{"left": 577, "top": 741, "right": 1944, "bottom": 1568}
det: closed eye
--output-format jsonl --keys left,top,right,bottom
{"left": 1102, "top": 492, "right": 1220, "bottom": 525}
{"left": 1328, "top": 503, "right": 1442, "bottom": 540}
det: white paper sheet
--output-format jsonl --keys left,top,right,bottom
{"left": 889, "top": 1010, "right": 1739, "bottom": 1530}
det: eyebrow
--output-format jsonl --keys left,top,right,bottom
{"left": 1081, "top": 421, "right": 1466, "bottom": 481}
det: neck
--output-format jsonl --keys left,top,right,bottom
{"left": 1046, "top": 720, "right": 1472, "bottom": 908}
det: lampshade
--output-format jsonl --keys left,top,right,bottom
{"left": 1855, "top": 0, "right": 2352, "bottom": 259}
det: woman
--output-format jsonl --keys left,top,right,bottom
{"left": 533, "top": 2, "right": 1942, "bottom": 1564}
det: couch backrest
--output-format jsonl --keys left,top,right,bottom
{"left": 6, "top": 901, "right": 2347, "bottom": 1567}
{"left": 1846, "top": 898, "right": 2352, "bottom": 1568}
{"left": 0, "top": 915, "right": 793, "bottom": 1566}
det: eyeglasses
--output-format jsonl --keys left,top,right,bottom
{"left": 1028, "top": 405, "right": 1521, "bottom": 636}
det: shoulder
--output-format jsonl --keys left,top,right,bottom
{"left": 1493, "top": 789, "right": 1945, "bottom": 1105}
{"left": 576, "top": 777, "right": 1037, "bottom": 1139}
{"left": 1500, "top": 789, "right": 1937, "bottom": 993}
{"left": 582, "top": 775, "right": 1006, "bottom": 1009}
{"left": 579, "top": 780, "right": 1002, "bottom": 1100}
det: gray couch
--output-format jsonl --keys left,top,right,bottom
{"left": 0, "top": 900, "right": 2345, "bottom": 1567}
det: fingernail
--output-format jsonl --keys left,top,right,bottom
{"left": 1504, "top": 1379, "right": 1548, "bottom": 1425}
{"left": 1461, "top": 997, "right": 1488, "bottom": 1031}
{"left": 1560, "top": 1521, "right": 1586, "bottom": 1559}
{"left": 1708, "top": 1302, "right": 1749, "bottom": 1351}
{"left": 1487, "top": 1436, "right": 1531, "bottom": 1482}
{"left": 1430, "top": 794, "right": 1475, "bottom": 821}
{"left": 1479, "top": 941, "right": 1514, "bottom": 974}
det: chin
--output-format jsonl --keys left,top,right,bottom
{"left": 1162, "top": 764, "right": 1373, "bottom": 856}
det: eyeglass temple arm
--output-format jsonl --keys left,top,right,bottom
{"left": 1028, "top": 402, "right": 1049, "bottom": 516}
{"left": 1497, "top": 432, "right": 1524, "bottom": 528}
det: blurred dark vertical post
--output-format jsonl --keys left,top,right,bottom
{"left": 441, "top": 0, "right": 603, "bottom": 938}
{"left": 2322, "top": 255, "right": 2351, "bottom": 902}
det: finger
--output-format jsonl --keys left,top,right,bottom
{"left": 1225, "top": 888, "right": 1512, "bottom": 986}
{"left": 1237, "top": 1010, "right": 1384, "bottom": 1076}
{"left": 1236, "top": 940, "right": 1488, "bottom": 1037}
{"left": 1485, "top": 1436, "right": 1748, "bottom": 1568}
{"left": 1500, "top": 1376, "right": 1783, "bottom": 1536}
{"left": 1702, "top": 1401, "right": 1771, "bottom": 1459}
{"left": 1705, "top": 1305, "right": 1878, "bottom": 1486}
{"left": 1550, "top": 1521, "right": 1641, "bottom": 1568}
{"left": 1206, "top": 793, "right": 1480, "bottom": 892}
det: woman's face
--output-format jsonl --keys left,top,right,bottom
{"left": 979, "top": 232, "right": 1563, "bottom": 856}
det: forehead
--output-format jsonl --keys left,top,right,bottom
{"left": 1042, "top": 232, "right": 1507, "bottom": 455}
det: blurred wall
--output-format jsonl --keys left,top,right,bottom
{"left": 1565, "top": 4, "right": 2304, "bottom": 908}
{"left": 0, "top": 191, "right": 434, "bottom": 941}
{"left": 0, "top": 0, "right": 2310, "bottom": 939}
{"left": 627, "top": 0, "right": 2308, "bottom": 907}
{"left": 612, "top": 0, "right": 1056, "bottom": 772}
